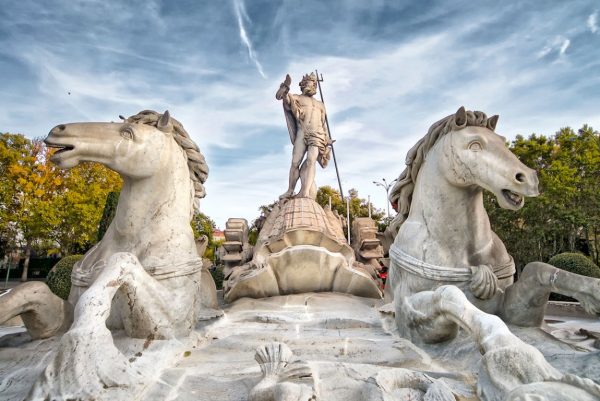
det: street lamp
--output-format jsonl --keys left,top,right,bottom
{"left": 373, "top": 178, "right": 398, "bottom": 218}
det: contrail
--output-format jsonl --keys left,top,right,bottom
{"left": 233, "top": 0, "right": 266, "bottom": 78}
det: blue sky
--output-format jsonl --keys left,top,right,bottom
{"left": 1, "top": 0, "right": 599, "bottom": 228}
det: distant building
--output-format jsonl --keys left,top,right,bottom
{"left": 212, "top": 229, "right": 225, "bottom": 242}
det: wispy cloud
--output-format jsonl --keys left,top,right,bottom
{"left": 232, "top": 0, "right": 267, "bottom": 79}
{"left": 559, "top": 38, "right": 571, "bottom": 55}
{"left": 537, "top": 36, "right": 571, "bottom": 59}
{"left": 1, "top": 0, "right": 599, "bottom": 227}
{"left": 588, "top": 11, "right": 598, "bottom": 33}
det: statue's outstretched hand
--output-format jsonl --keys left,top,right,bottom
{"left": 276, "top": 74, "right": 291, "bottom": 100}
{"left": 469, "top": 264, "right": 499, "bottom": 300}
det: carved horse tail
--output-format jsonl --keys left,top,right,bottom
{"left": 0, "top": 281, "right": 72, "bottom": 339}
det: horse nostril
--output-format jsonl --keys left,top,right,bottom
{"left": 515, "top": 173, "right": 525, "bottom": 183}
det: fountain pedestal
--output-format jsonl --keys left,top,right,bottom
{"left": 224, "top": 198, "right": 382, "bottom": 303}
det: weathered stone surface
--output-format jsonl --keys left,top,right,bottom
{"left": 224, "top": 198, "right": 382, "bottom": 302}
{"left": 4, "top": 292, "right": 598, "bottom": 400}
{"left": 145, "top": 293, "right": 467, "bottom": 401}
{"left": 220, "top": 218, "right": 254, "bottom": 278}
{"left": 248, "top": 342, "right": 456, "bottom": 401}
{"left": 197, "top": 235, "right": 220, "bottom": 310}
{"left": 351, "top": 217, "right": 384, "bottom": 271}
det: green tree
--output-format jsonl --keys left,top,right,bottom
{"left": 97, "top": 191, "right": 120, "bottom": 242}
{"left": 316, "top": 186, "right": 385, "bottom": 227}
{"left": 191, "top": 212, "right": 217, "bottom": 259}
{"left": 248, "top": 200, "right": 278, "bottom": 245}
{"left": 486, "top": 125, "right": 600, "bottom": 271}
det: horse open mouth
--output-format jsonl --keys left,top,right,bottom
{"left": 502, "top": 189, "right": 523, "bottom": 207}
{"left": 46, "top": 143, "right": 74, "bottom": 155}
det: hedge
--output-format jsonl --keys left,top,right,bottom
{"left": 548, "top": 253, "right": 600, "bottom": 278}
{"left": 548, "top": 252, "right": 600, "bottom": 302}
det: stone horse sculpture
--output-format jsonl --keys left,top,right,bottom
{"left": 0, "top": 110, "right": 212, "bottom": 399}
{"left": 386, "top": 107, "right": 600, "bottom": 400}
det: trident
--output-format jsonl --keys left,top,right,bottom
{"left": 315, "top": 70, "right": 344, "bottom": 199}
{"left": 315, "top": 70, "right": 351, "bottom": 241}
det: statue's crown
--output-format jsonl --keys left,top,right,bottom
{"left": 300, "top": 72, "right": 317, "bottom": 84}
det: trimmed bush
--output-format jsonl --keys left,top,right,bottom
{"left": 548, "top": 252, "right": 600, "bottom": 302}
{"left": 548, "top": 253, "right": 600, "bottom": 278}
{"left": 46, "top": 255, "right": 83, "bottom": 300}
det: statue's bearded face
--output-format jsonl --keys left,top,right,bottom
{"left": 300, "top": 79, "right": 317, "bottom": 96}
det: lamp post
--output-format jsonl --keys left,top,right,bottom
{"left": 373, "top": 178, "right": 397, "bottom": 218}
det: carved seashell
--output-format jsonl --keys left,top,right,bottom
{"left": 254, "top": 342, "right": 294, "bottom": 377}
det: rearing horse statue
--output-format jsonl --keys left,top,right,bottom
{"left": 0, "top": 110, "right": 212, "bottom": 398}
{"left": 1, "top": 110, "right": 210, "bottom": 339}
{"left": 387, "top": 107, "right": 600, "bottom": 400}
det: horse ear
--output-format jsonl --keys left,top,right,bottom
{"left": 487, "top": 115, "right": 499, "bottom": 131}
{"left": 455, "top": 106, "right": 467, "bottom": 127}
{"left": 158, "top": 110, "right": 172, "bottom": 132}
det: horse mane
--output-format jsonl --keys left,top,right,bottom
{"left": 125, "top": 110, "right": 209, "bottom": 203}
{"left": 387, "top": 108, "right": 496, "bottom": 234}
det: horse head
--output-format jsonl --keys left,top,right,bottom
{"left": 45, "top": 111, "right": 175, "bottom": 179}
{"left": 437, "top": 107, "right": 539, "bottom": 210}
{"left": 385, "top": 107, "right": 541, "bottom": 252}
{"left": 44, "top": 110, "right": 209, "bottom": 294}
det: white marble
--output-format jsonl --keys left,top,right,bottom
{"left": 0, "top": 110, "right": 214, "bottom": 400}
{"left": 386, "top": 107, "right": 600, "bottom": 399}
{"left": 276, "top": 73, "right": 331, "bottom": 200}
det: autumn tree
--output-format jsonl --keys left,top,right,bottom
{"left": 0, "top": 133, "right": 121, "bottom": 279}
{"left": 0, "top": 135, "right": 63, "bottom": 279}
{"left": 0, "top": 134, "right": 30, "bottom": 256}
{"left": 54, "top": 162, "right": 122, "bottom": 254}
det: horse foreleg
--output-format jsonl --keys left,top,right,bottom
{"left": 503, "top": 261, "right": 600, "bottom": 327}
{"left": 398, "top": 285, "right": 564, "bottom": 401}
{"left": 399, "top": 285, "right": 515, "bottom": 348}
{"left": 0, "top": 281, "right": 72, "bottom": 340}
{"left": 27, "top": 252, "right": 155, "bottom": 401}
{"left": 113, "top": 261, "right": 201, "bottom": 339}
{"left": 74, "top": 252, "right": 198, "bottom": 339}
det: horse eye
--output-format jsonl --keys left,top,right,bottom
{"left": 468, "top": 141, "right": 482, "bottom": 151}
{"left": 121, "top": 128, "right": 134, "bottom": 140}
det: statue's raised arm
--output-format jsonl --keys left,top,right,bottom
{"left": 275, "top": 74, "right": 292, "bottom": 102}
